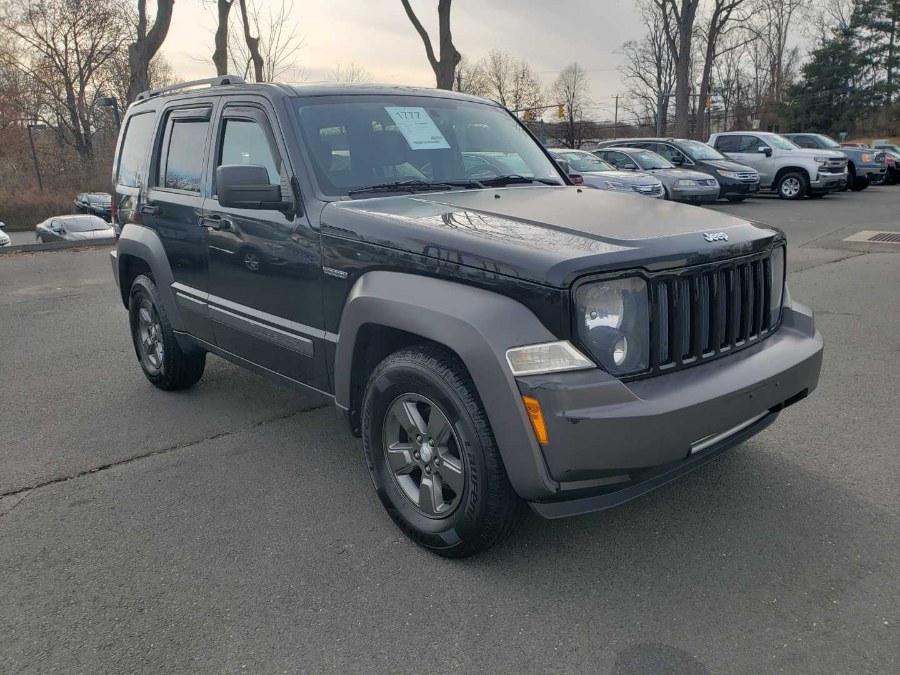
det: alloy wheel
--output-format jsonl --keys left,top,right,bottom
{"left": 781, "top": 177, "right": 801, "bottom": 197}
{"left": 382, "top": 393, "right": 466, "bottom": 518}
{"left": 137, "top": 298, "right": 164, "bottom": 370}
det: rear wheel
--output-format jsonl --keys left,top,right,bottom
{"left": 776, "top": 172, "right": 808, "bottom": 200}
{"left": 362, "top": 344, "right": 525, "bottom": 558}
{"left": 128, "top": 274, "right": 206, "bottom": 390}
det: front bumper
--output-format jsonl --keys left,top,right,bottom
{"left": 858, "top": 165, "right": 887, "bottom": 180}
{"left": 516, "top": 299, "right": 823, "bottom": 517}
{"left": 810, "top": 170, "right": 847, "bottom": 192}
{"left": 670, "top": 186, "right": 720, "bottom": 203}
{"left": 717, "top": 179, "right": 759, "bottom": 198}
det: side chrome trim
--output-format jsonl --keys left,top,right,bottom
{"left": 690, "top": 411, "right": 769, "bottom": 455}
{"left": 210, "top": 304, "right": 314, "bottom": 357}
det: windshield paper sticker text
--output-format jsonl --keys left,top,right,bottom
{"left": 385, "top": 107, "right": 451, "bottom": 150}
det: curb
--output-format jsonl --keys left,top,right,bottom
{"left": 0, "top": 239, "right": 115, "bottom": 256}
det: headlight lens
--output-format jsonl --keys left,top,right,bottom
{"left": 770, "top": 246, "right": 785, "bottom": 325}
{"left": 814, "top": 156, "right": 832, "bottom": 164}
{"left": 861, "top": 153, "right": 874, "bottom": 162}
{"left": 506, "top": 341, "right": 594, "bottom": 376}
{"left": 576, "top": 278, "right": 649, "bottom": 375}
{"left": 717, "top": 170, "right": 740, "bottom": 179}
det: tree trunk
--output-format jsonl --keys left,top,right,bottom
{"left": 400, "top": 0, "right": 460, "bottom": 90}
{"left": 673, "top": 18, "right": 694, "bottom": 137}
{"left": 127, "top": 0, "right": 176, "bottom": 103}
{"left": 213, "top": 0, "right": 234, "bottom": 76}
{"left": 238, "top": 0, "right": 264, "bottom": 82}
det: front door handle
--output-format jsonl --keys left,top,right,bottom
{"left": 199, "top": 215, "right": 232, "bottom": 231}
{"left": 140, "top": 204, "right": 159, "bottom": 216}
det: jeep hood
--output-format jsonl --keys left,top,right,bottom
{"left": 321, "top": 186, "right": 781, "bottom": 288}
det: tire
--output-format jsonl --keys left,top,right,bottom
{"left": 776, "top": 171, "right": 808, "bottom": 200}
{"left": 840, "top": 166, "right": 855, "bottom": 192}
{"left": 851, "top": 176, "right": 870, "bottom": 192}
{"left": 361, "top": 344, "right": 526, "bottom": 558}
{"left": 128, "top": 274, "right": 206, "bottom": 390}
{"left": 726, "top": 196, "right": 746, "bottom": 203}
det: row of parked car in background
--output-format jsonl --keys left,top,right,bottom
{"left": 550, "top": 131, "right": 898, "bottom": 204}
{"left": 0, "top": 130, "right": 894, "bottom": 251}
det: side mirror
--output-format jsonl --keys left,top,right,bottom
{"left": 569, "top": 173, "right": 584, "bottom": 186}
{"left": 670, "top": 154, "right": 684, "bottom": 165}
{"left": 759, "top": 146, "right": 773, "bottom": 157}
{"left": 0, "top": 222, "right": 5, "bottom": 229}
{"left": 622, "top": 163, "right": 638, "bottom": 170}
{"left": 216, "top": 164, "right": 288, "bottom": 210}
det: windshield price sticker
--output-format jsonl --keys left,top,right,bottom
{"left": 385, "top": 107, "right": 451, "bottom": 150}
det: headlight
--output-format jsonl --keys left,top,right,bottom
{"left": 674, "top": 179, "right": 698, "bottom": 187}
{"left": 717, "top": 170, "right": 740, "bottom": 179}
{"left": 861, "top": 153, "right": 874, "bottom": 162}
{"left": 601, "top": 180, "right": 632, "bottom": 191}
{"left": 575, "top": 278, "right": 649, "bottom": 375}
{"left": 506, "top": 341, "right": 594, "bottom": 376}
{"left": 814, "top": 156, "right": 832, "bottom": 164}
{"left": 770, "top": 246, "right": 785, "bottom": 325}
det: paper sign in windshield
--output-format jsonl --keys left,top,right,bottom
{"left": 385, "top": 107, "right": 450, "bottom": 150}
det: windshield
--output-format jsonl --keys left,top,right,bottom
{"left": 86, "top": 194, "right": 111, "bottom": 204}
{"left": 680, "top": 140, "right": 726, "bottom": 161}
{"left": 811, "top": 134, "right": 841, "bottom": 148}
{"left": 555, "top": 151, "right": 614, "bottom": 172}
{"left": 630, "top": 149, "right": 672, "bottom": 170}
{"left": 62, "top": 217, "right": 109, "bottom": 232}
{"left": 767, "top": 135, "right": 800, "bottom": 150}
{"left": 295, "top": 95, "right": 563, "bottom": 196}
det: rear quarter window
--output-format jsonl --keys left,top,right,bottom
{"left": 116, "top": 112, "right": 157, "bottom": 187}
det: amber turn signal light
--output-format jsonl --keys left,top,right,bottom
{"left": 521, "top": 395, "right": 548, "bottom": 445}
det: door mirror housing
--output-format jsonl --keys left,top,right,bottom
{"left": 216, "top": 164, "right": 289, "bottom": 210}
{"left": 622, "top": 163, "right": 638, "bottom": 170}
{"left": 758, "top": 146, "right": 773, "bottom": 157}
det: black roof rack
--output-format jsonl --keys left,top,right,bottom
{"left": 135, "top": 74, "right": 246, "bottom": 102}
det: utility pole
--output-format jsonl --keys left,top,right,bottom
{"left": 613, "top": 95, "right": 619, "bottom": 139}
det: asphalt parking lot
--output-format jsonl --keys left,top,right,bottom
{"left": 1, "top": 188, "right": 899, "bottom": 674}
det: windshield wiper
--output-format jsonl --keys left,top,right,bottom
{"left": 347, "top": 178, "right": 484, "bottom": 196}
{"left": 476, "top": 174, "right": 562, "bottom": 187}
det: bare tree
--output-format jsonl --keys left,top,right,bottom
{"left": 654, "top": 0, "right": 701, "bottom": 136}
{"left": 694, "top": 0, "right": 750, "bottom": 138}
{"left": 620, "top": 0, "right": 676, "bottom": 132}
{"left": 750, "top": 0, "right": 806, "bottom": 105}
{"left": 453, "top": 55, "right": 488, "bottom": 96}
{"left": 479, "top": 50, "right": 544, "bottom": 112}
{"left": 213, "top": 0, "right": 235, "bottom": 76}
{"left": 329, "top": 61, "right": 373, "bottom": 83}
{"left": 228, "top": 0, "right": 305, "bottom": 82}
{"left": 1, "top": 0, "right": 127, "bottom": 160}
{"left": 237, "top": 0, "right": 263, "bottom": 82}
{"left": 127, "top": 0, "right": 175, "bottom": 103}
{"left": 400, "top": 0, "right": 460, "bottom": 89}
{"left": 553, "top": 63, "right": 591, "bottom": 148}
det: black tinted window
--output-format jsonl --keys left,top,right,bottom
{"left": 714, "top": 136, "right": 740, "bottom": 152}
{"left": 219, "top": 119, "right": 280, "bottom": 187}
{"left": 738, "top": 135, "right": 763, "bottom": 152}
{"left": 117, "top": 112, "right": 156, "bottom": 187}
{"left": 161, "top": 119, "right": 209, "bottom": 192}
{"left": 792, "top": 136, "right": 816, "bottom": 148}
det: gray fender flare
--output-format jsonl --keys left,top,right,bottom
{"left": 115, "top": 224, "right": 185, "bottom": 331}
{"left": 334, "top": 271, "right": 560, "bottom": 500}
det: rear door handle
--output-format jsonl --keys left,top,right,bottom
{"left": 199, "top": 215, "right": 232, "bottom": 231}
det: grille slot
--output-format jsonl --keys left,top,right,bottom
{"left": 650, "top": 251, "right": 778, "bottom": 374}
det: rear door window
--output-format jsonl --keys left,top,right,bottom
{"left": 116, "top": 112, "right": 157, "bottom": 187}
{"left": 738, "top": 135, "right": 763, "bottom": 153}
{"left": 714, "top": 136, "right": 740, "bottom": 152}
{"left": 159, "top": 114, "right": 210, "bottom": 193}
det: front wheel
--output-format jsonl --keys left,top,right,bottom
{"left": 776, "top": 172, "right": 808, "bottom": 200}
{"left": 129, "top": 274, "right": 206, "bottom": 390}
{"left": 362, "top": 345, "right": 525, "bottom": 558}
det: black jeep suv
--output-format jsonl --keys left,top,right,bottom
{"left": 110, "top": 77, "right": 823, "bottom": 557}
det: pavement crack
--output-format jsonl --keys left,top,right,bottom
{"left": 0, "top": 405, "right": 324, "bottom": 503}
{"left": 790, "top": 251, "right": 869, "bottom": 274}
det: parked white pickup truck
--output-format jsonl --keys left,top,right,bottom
{"left": 708, "top": 131, "right": 848, "bottom": 200}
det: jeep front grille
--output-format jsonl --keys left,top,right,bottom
{"left": 650, "top": 251, "right": 778, "bottom": 373}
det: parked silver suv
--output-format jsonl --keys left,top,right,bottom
{"left": 708, "top": 132, "right": 847, "bottom": 200}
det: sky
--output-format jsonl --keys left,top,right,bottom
{"left": 161, "top": 0, "right": 643, "bottom": 123}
